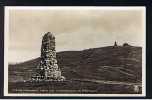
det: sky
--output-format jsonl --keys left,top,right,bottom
{"left": 6, "top": 7, "right": 145, "bottom": 63}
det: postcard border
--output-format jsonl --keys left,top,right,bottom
{"left": 4, "top": 6, "right": 146, "bottom": 97}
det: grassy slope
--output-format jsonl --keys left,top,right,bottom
{"left": 9, "top": 45, "right": 142, "bottom": 83}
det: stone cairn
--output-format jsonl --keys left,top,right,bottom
{"left": 32, "top": 32, "right": 65, "bottom": 81}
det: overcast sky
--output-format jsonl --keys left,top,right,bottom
{"left": 6, "top": 7, "right": 145, "bottom": 63}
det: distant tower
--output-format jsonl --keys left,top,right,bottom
{"left": 114, "top": 41, "right": 117, "bottom": 46}
{"left": 32, "top": 32, "right": 65, "bottom": 81}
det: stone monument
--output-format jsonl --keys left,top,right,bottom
{"left": 114, "top": 41, "right": 117, "bottom": 47}
{"left": 32, "top": 32, "right": 65, "bottom": 81}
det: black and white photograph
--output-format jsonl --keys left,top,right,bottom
{"left": 4, "top": 6, "right": 146, "bottom": 97}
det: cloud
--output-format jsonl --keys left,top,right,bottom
{"left": 7, "top": 7, "right": 145, "bottom": 62}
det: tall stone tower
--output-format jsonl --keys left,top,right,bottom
{"left": 32, "top": 32, "right": 65, "bottom": 81}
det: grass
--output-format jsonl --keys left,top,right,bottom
{"left": 8, "top": 45, "right": 142, "bottom": 94}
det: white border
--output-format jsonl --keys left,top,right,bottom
{"left": 4, "top": 6, "right": 146, "bottom": 97}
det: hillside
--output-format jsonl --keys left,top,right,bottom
{"left": 9, "top": 45, "right": 142, "bottom": 83}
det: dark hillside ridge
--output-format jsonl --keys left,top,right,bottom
{"left": 9, "top": 45, "right": 142, "bottom": 83}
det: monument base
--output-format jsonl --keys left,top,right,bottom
{"left": 31, "top": 75, "right": 65, "bottom": 82}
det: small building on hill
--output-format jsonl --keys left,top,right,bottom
{"left": 123, "top": 43, "right": 130, "bottom": 47}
